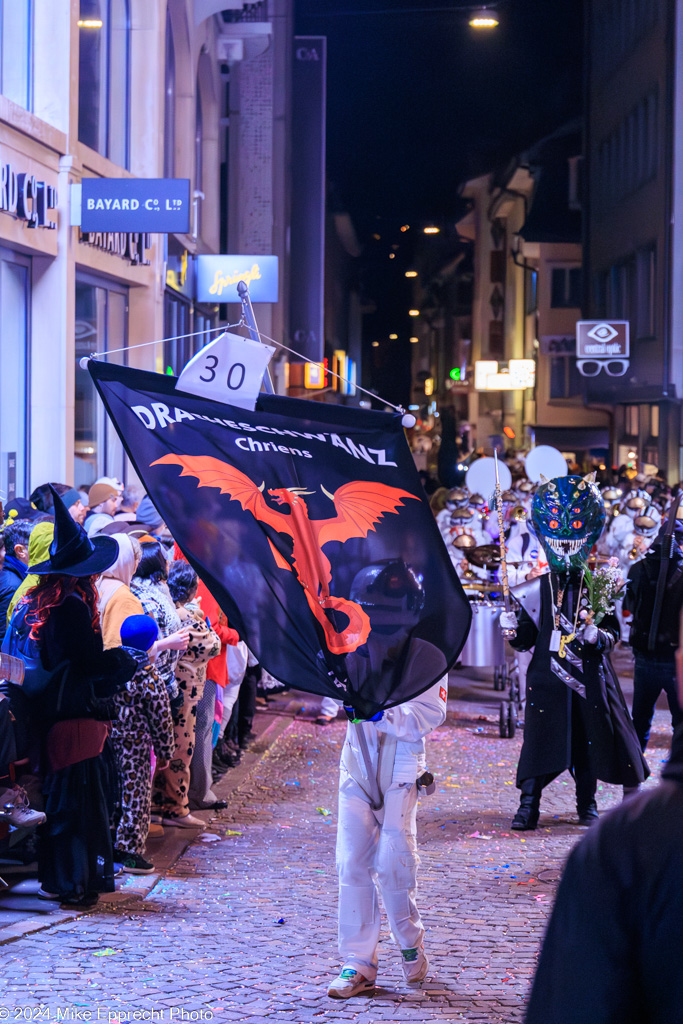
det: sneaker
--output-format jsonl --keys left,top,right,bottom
{"left": 37, "top": 887, "right": 61, "bottom": 901}
{"left": 401, "top": 946, "right": 429, "bottom": 983}
{"left": 161, "top": 813, "right": 204, "bottom": 829}
{"left": 2, "top": 787, "right": 46, "bottom": 829}
{"left": 327, "top": 967, "right": 375, "bottom": 999}
{"left": 113, "top": 863, "right": 124, "bottom": 878}
{"left": 114, "top": 850, "right": 155, "bottom": 875}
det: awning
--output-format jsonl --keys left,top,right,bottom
{"left": 532, "top": 425, "right": 610, "bottom": 450}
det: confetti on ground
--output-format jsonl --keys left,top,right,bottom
{"left": 199, "top": 834, "right": 221, "bottom": 843}
{"left": 93, "top": 948, "right": 121, "bottom": 957}
{"left": 316, "top": 807, "right": 331, "bottom": 816}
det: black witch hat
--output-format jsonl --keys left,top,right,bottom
{"left": 30, "top": 486, "right": 119, "bottom": 577}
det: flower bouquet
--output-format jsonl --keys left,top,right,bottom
{"left": 581, "top": 557, "right": 626, "bottom": 626}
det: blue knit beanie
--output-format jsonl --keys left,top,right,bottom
{"left": 120, "top": 614, "right": 159, "bottom": 653}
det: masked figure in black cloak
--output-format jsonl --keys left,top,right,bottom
{"left": 499, "top": 475, "right": 649, "bottom": 831}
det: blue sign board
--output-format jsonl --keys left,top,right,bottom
{"left": 195, "top": 254, "right": 279, "bottom": 303}
{"left": 80, "top": 178, "right": 191, "bottom": 233}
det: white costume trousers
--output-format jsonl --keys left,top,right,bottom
{"left": 335, "top": 768, "right": 423, "bottom": 980}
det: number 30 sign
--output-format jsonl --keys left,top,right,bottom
{"left": 176, "top": 331, "right": 276, "bottom": 410}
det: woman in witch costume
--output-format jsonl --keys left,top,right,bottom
{"left": 7, "top": 487, "right": 137, "bottom": 907}
{"left": 500, "top": 475, "right": 649, "bottom": 831}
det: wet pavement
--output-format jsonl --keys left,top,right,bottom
{"left": 0, "top": 650, "right": 673, "bottom": 1023}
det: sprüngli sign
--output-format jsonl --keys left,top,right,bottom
{"left": 195, "top": 254, "right": 279, "bottom": 303}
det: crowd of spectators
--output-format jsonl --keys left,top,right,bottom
{"left": 0, "top": 477, "right": 266, "bottom": 907}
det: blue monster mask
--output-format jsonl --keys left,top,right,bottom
{"left": 531, "top": 475, "right": 605, "bottom": 573}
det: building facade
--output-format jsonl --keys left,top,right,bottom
{"left": 0, "top": 0, "right": 298, "bottom": 500}
{"left": 436, "top": 123, "right": 606, "bottom": 463}
{"left": 585, "top": 0, "right": 678, "bottom": 478}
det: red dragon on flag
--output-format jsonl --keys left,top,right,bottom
{"left": 152, "top": 454, "right": 419, "bottom": 654}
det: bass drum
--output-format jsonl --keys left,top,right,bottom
{"left": 458, "top": 601, "right": 506, "bottom": 668}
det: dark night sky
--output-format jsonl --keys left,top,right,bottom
{"left": 294, "top": 0, "right": 585, "bottom": 404}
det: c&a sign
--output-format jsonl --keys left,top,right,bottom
{"left": 0, "top": 151, "right": 57, "bottom": 229}
{"left": 195, "top": 254, "right": 279, "bottom": 303}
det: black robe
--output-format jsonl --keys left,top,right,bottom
{"left": 525, "top": 724, "right": 683, "bottom": 1024}
{"left": 31, "top": 595, "right": 136, "bottom": 902}
{"left": 511, "top": 573, "right": 648, "bottom": 788}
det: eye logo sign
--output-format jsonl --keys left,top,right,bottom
{"left": 152, "top": 454, "right": 419, "bottom": 655}
{"left": 576, "top": 320, "right": 630, "bottom": 378}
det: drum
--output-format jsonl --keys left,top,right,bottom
{"left": 459, "top": 601, "right": 506, "bottom": 667}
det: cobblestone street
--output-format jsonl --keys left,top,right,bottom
{"left": 0, "top": 670, "right": 671, "bottom": 1024}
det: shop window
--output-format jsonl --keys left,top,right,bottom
{"left": 550, "top": 356, "right": 581, "bottom": 399}
{"left": 0, "top": 249, "right": 30, "bottom": 499}
{"left": 551, "top": 267, "right": 581, "bottom": 308}
{"left": 650, "top": 404, "right": 660, "bottom": 438}
{"left": 78, "top": 0, "right": 130, "bottom": 167}
{"left": 487, "top": 320, "right": 504, "bottom": 358}
{"left": 0, "top": 0, "right": 32, "bottom": 109}
{"left": 164, "top": 9, "right": 176, "bottom": 178}
{"left": 624, "top": 404, "right": 639, "bottom": 437}
{"left": 490, "top": 250, "right": 505, "bottom": 285}
{"left": 636, "top": 244, "right": 656, "bottom": 339}
{"left": 194, "top": 84, "right": 203, "bottom": 237}
{"left": 75, "top": 277, "right": 128, "bottom": 488}
{"left": 163, "top": 291, "right": 191, "bottom": 374}
{"left": 525, "top": 269, "right": 538, "bottom": 315}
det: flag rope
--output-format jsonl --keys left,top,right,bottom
{"left": 87, "top": 321, "right": 408, "bottom": 416}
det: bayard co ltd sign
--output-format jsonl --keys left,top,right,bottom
{"left": 80, "top": 178, "right": 190, "bottom": 233}
{"left": 0, "top": 151, "right": 57, "bottom": 228}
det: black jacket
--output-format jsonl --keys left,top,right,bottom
{"left": 0, "top": 564, "right": 24, "bottom": 641}
{"left": 626, "top": 545, "right": 683, "bottom": 656}
{"left": 511, "top": 574, "right": 647, "bottom": 787}
{"left": 526, "top": 723, "right": 683, "bottom": 1024}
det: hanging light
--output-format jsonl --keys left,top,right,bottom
{"left": 468, "top": 7, "right": 500, "bottom": 29}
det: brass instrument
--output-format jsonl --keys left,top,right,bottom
{"left": 511, "top": 504, "right": 527, "bottom": 522}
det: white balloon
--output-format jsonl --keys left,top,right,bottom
{"left": 525, "top": 446, "right": 569, "bottom": 484}
{"left": 465, "top": 457, "right": 512, "bottom": 496}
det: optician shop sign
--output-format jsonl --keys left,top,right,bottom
{"left": 195, "top": 254, "right": 279, "bottom": 303}
{"left": 79, "top": 178, "right": 190, "bottom": 233}
{"left": 0, "top": 152, "right": 57, "bottom": 229}
{"left": 576, "top": 320, "right": 629, "bottom": 378}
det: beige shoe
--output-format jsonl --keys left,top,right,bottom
{"left": 327, "top": 968, "right": 375, "bottom": 999}
{"left": 162, "top": 813, "right": 204, "bottom": 828}
{"left": 401, "top": 945, "right": 429, "bottom": 983}
{"left": 147, "top": 823, "right": 164, "bottom": 838}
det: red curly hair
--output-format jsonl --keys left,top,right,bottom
{"left": 23, "top": 574, "right": 101, "bottom": 644}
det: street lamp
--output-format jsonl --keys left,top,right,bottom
{"left": 409, "top": 309, "right": 420, "bottom": 317}
{"left": 468, "top": 7, "right": 500, "bottom": 29}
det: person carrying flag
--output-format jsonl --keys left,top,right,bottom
{"left": 327, "top": 561, "right": 449, "bottom": 999}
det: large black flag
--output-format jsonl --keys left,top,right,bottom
{"left": 89, "top": 360, "right": 471, "bottom": 716}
